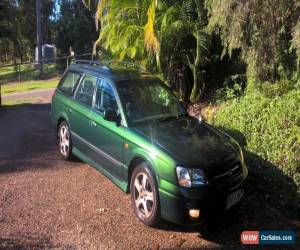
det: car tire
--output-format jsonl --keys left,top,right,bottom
{"left": 58, "top": 121, "right": 73, "bottom": 161}
{"left": 130, "top": 163, "right": 161, "bottom": 226}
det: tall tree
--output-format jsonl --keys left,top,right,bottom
{"left": 55, "top": 0, "right": 98, "bottom": 55}
{"left": 84, "top": 0, "right": 300, "bottom": 101}
{"left": 93, "top": 0, "right": 148, "bottom": 62}
{"left": 206, "top": 0, "right": 300, "bottom": 82}
{"left": 36, "top": 0, "right": 43, "bottom": 74}
{"left": 85, "top": 0, "right": 210, "bottom": 102}
{"left": 0, "top": 0, "right": 55, "bottom": 63}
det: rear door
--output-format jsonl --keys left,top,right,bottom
{"left": 69, "top": 74, "right": 98, "bottom": 156}
{"left": 51, "top": 70, "right": 81, "bottom": 126}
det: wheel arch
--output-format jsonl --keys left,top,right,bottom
{"left": 126, "top": 155, "right": 158, "bottom": 194}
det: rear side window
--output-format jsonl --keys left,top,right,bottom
{"left": 59, "top": 72, "right": 81, "bottom": 95}
{"left": 75, "top": 75, "right": 98, "bottom": 107}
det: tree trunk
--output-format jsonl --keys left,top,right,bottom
{"left": 190, "top": 66, "right": 204, "bottom": 102}
{"left": 36, "top": 0, "right": 43, "bottom": 76}
{"left": 189, "top": 0, "right": 206, "bottom": 103}
{"left": 190, "top": 31, "right": 204, "bottom": 103}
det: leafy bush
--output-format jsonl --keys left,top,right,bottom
{"left": 256, "top": 79, "right": 296, "bottom": 98}
{"left": 214, "top": 74, "right": 246, "bottom": 102}
{"left": 210, "top": 81, "right": 300, "bottom": 219}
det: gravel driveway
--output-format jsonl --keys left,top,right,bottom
{"left": 0, "top": 97, "right": 298, "bottom": 249}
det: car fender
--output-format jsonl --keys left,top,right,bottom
{"left": 56, "top": 111, "right": 71, "bottom": 131}
{"left": 128, "top": 147, "right": 158, "bottom": 179}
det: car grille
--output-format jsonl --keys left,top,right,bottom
{"left": 210, "top": 163, "right": 244, "bottom": 190}
{"left": 214, "top": 164, "right": 240, "bottom": 179}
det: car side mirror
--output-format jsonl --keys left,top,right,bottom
{"left": 103, "top": 109, "right": 120, "bottom": 125}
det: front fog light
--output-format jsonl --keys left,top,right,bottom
{"left": 189, "top": 209, "right": 200, "bottom": 218}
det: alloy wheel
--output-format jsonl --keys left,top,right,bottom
{"left": 133, "top": 172, "right": 154, "bottom": 219}
{"left": 59, "top": 123, "right": 70, "bottom": 157}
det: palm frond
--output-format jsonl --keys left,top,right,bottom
{"left": 82, "top": 0, "right": 91, "bottom": 10}
{"left": 95, "top": 0, "right": 109, "bottom": 30}
{"left": 144, "top": 0, "right": 160, "bottom": 55}
{"left": 179, "top": 0, "right": 195, "bottom": 22}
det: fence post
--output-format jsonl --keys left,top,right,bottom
{"left": 66, "top": 55, "right": 69, "bottom": 68}
{"left": 18, "top": 64, "right": 21, "bottom": 84}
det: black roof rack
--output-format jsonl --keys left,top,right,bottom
{"left": 105, "top": 61, "right": 147, "bottom": 72}
{"left": 75, "top": 60, "right": 102, "bottom": 66}
{"left": 74, "top": 59, "right": 147, "bottom": 72}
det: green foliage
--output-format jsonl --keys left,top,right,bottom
{"left": 157, "top": 0, "right": 209, "bottom": 102}
{"left": 211, "top": 83, "right": 300, "bottom": 218}
{"left": 93, "top": 0, "right": 149, "bottom": 63}
{"left": 90, "top": 0, "right": 210, "bottom": 102}
{"left": 87, "top": 0, "right": 300, "bottom": 102}
{"left": 291, "top": 21, "right": 300, "bottom": 64}
{"left": 214, "top": 74, "right": 246, "bottom": 102}
{"left": 0, "top": 0, "right": 55, "bottom": 63}
{"left": 256, "top": 79, "right": 297, "bottom": 98}
{"left": 207, "top": 0, "right": 300, "bottom": 83}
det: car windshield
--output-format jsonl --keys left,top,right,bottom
{"left": 117, "top": 78, "right": 186, "bottom": 125}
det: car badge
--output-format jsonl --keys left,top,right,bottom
{"left": 227, "top": 169, "right": 233, "bottom": 176}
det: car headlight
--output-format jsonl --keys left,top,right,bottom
{"left": 176, "top": 167, "right": 191, "bottom": 187}
{"left": 176, "top": 167, "right": 207, "bottom": 187}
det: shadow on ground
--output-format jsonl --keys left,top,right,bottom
{"left": 0, "top": 103, "right": 81, "bottom": 174}
{"left": 0, "top": 234, "right": 74, "bottom": 249}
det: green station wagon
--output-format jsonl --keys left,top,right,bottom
{"left": 51, "top": 60, "right": 248, "bottom": 226}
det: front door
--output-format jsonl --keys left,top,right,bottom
{"left": 88, "top": 79, "right": 125, "bottom": 180}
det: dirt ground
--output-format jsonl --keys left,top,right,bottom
{"left": 0, "top": 96, "right": 299, "bottom": 249}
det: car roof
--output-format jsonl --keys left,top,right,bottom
{"left": 68, "top": 60, "right": 155, "bottom": 82}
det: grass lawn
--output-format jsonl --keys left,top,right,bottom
{"left": 1, "top": 78, "right": 59, "bottom": 95}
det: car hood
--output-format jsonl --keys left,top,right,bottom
{"left": 132, "top": 116, "right": 239, "bottom": 175}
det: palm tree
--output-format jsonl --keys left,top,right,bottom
{"left": 83, "top": 0, "right": 209, "bottom": 102}
{"left": 82, "top": 0, "right": 150, "bottom": 63}
{"left": 144, "top": 0, "right": 209, "bottom": 102}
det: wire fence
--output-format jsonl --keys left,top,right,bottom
{"left": 0, "top": 53, "right": 92, "bottom": 85}
{"left": 0, "top": 53, "right": 92, "bottom": 106}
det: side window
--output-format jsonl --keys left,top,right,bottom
{"left": 94, "top": 80, "right": 118, "bottom": 113}
{"left": 75, "top": 75, "right": 97, "bottom": 107}
{"left": 59, "top": 71, "right": 80, "bottom": 95}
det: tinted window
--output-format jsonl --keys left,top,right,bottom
{"left": 75, "top": 75, "right": 97, "bottom": 107}
{"left": 59, "top": 72, "right": 80, "bottom": 95}
{"left": 94, "top": 80, "right": 118, "bottom": 113}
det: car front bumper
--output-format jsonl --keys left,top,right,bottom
{"left": 159, "top": 178, "right": 247, "bottom": 225}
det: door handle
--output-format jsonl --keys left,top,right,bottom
{"left": 91, "top": 121, "right": 97, "bottom": 128}
{"left": 68, "top": 108, "right": 73, "bottom": 114}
